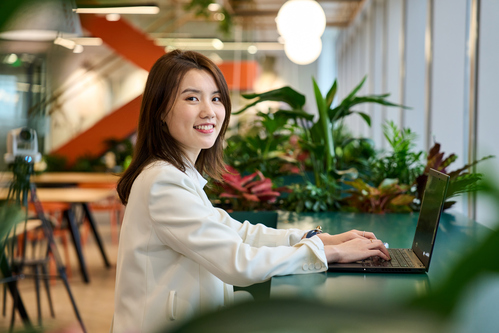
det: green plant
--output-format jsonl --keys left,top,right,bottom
{"left": 282, "top": 175, "right": 340, "bottom": 213}
{"left": 415, "top": 142, "right": 494, "bottom": 209}
{"left": 212, "top": 166, "right": 281, "bottom": 211}
{"left": 333, "top": 125, "right": 376, "bottom": 180}
{"left": 184, "top": 0, "right": 233, "bottom": 35}
{"left": 369, "top": 121, "right": 425, "bottom": 187}
{"left": 235, "top": 77, "right": 407, "bottom": 190}
{"left": 224, "top": 111, "right": 301, "bottom": 179}
{"left": 104, "top": 137, "right": 134, "bottom": 170}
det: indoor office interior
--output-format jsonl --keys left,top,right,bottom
{"left": 0, "top": 0, "right": 498, "bottom": 332}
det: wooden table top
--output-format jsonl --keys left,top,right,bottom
{"left": 0, "top": 187, "right": 117, "bottom": 203}
{"left": 0, "top": 172, "right": 120, "bottom": 185}
{"left": 32, "top": 172, "right": 120, "bottom": 184}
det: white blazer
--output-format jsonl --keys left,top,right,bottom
{"left": 111, "top": 161, "right": 327, "bottom": 333}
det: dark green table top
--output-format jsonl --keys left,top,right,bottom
{"left": 272, "top": 211, "right": 492, "bottom": 306}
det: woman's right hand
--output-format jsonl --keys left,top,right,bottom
{"left": 324, "top": 238, "right": 390, "bottom": 263}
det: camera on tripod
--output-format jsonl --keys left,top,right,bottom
{"left": 4, "top": 127, "right": 42, "bottom": 164}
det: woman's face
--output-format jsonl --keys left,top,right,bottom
{"left": 164, "top": 69, "right": 226, "bottom": 163}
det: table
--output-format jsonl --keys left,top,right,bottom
{"left": 31, "top": 172, "right": 120, "bottom": 186}
{"left": 0, "top": 172, "right": 119, "bottom": 184}
{"left": 272, "top": 211, "right": 492, "bottom": 307}
{"left": 0, "top": 187, "right": 115, "bottom": 283}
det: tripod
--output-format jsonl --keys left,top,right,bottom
{"left": 5, "top": 158, "right": 86, "bottom": 332}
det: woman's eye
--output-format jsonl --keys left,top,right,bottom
{"left": 186, "top": 96, "right": 198, "bottom": 102}
{"left": 213, "top": 96, "right": 221, "bottom": 102}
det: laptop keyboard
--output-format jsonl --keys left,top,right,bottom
{"left": 364, "top": 249, "right": 415, "bottom": 268}
{"left": 385, "top": 249, "right": 414, "bottom": 267}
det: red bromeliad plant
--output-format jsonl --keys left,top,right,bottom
{"left": 217, "top": 166, "right": 281, "bottom": 211}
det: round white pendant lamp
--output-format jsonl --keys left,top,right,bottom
{"left": 276, "top": 0, "right": 326, "bottom": 65}
{"left": 284, "top": 36, "right": 322, "bottom": 66}
{"left": 276, "top": 0, "right": 326, "bottom": 39}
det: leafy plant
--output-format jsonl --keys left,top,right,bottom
{"left": 225, "top": 111, "right": 301, "bottom": 179}
{"left": 213, "top": 166, "right": 281, "bottom": 211}
{"left": 342, "top": 178, "right": 415, "bottom": 214}
{"left": 282, "top": 175, "right": 340, "bottom": 213}
{"left": 235, "top": 77, "right": 407, "bottom": 190}
{"left": 333, "top": 125, "right": 376, "bottom": 180}
{"left": 369, "top": 121, "right": 425, "bottom": 187}
{"left": 415, "top": 142, "right": 494, "bottom": 209}
{"left": 184, "top": 0, "right": 233, "bottom": 35}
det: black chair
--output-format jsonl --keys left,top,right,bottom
{"left": 0, "top": 203, "right": 32, "bottom": 329}
{"left": 3, "top": 220, "right": 55, "bottom": 326}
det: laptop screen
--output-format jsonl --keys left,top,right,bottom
{"left": 412, "top": 169, "right": 450, "bottom": 270}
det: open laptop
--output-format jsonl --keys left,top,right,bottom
{"left": 328, "top": 168, "right": 450, "bottom": 274}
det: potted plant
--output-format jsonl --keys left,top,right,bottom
{"left": 234, "top": 76, "right": 406, "bottom": 212}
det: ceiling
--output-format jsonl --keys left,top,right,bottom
{"left": 75, "top": 0, "right": 365, "bottom": 42}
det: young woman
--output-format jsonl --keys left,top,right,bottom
{"left": 111, "top": 50, "right": 389, "bottom": 333}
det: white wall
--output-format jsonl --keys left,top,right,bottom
{"left": 335, "top": 0, "right": 499, "bottom": 228}
{"left": 476, "top": 0, "right": 499, "bottom": 229}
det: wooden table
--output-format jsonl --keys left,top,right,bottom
{"left": 31, "top": 172, "right": 120, "bottom": 186}
{"left": 0, "top": 172, "right": 120, "bottom": 187}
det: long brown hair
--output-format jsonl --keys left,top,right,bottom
{"left": 117, "top": 50, "right": 231, "bottom": 205}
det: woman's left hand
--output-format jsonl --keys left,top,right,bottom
{"left": 317, "top": 229, "right": 377, "bottom": 246}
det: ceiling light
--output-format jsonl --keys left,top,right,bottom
{"left": 106, "top": 14, "right": 121, "bottom": 21}
{"left": 73, "top": 45, "right": 84, "bottom": 53}
{"left": 75, "top": 5, "right": 160, "bottom": 15}
{"left": 284, "top": 36, "right": 322, "bottom": 65}
{"left": 208, "top": 3, "right": 221, "bottom": 12}
{"left": 6, "top": 54, "right": 19, "bottom": 65}
{"left": 0, "top": 0, "right": 81, "bottom": 41}
{"left": 212, "top": 39, "right": 224, "bottom": 50}
{"left": 54, "top": 36, "right": 76, "bottom": 49}
{"left": 155, "top": 38, "right": 284, "bottom": 51}
{"left": 214, "top": 13, "right": 225, "bottom": 21}
{"left": 277, "top": 1, "right": 326, "bottom": 65}
{"left": 247, "top": 45, "right": 258, "bottom": 54}
{"left": 276, "top": 0, "right": 326, "bottom": 39}
{"left": 69, "top": 37, "right": 103, "bottom": 46}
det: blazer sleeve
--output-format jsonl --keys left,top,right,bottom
{"left": 147, "top": 167, "right": 327, "bottom": 287}
{"left": 213, "top": 207, "right": 307, "bottom": 248}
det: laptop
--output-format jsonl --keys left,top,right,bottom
{"left": 328, "top": 168, "right": 450, "bottom": 273}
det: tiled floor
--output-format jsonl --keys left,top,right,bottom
{"left": 1, "top": 212, "right": 119, "bottom": 333}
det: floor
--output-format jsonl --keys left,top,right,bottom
{"left": 1, "top": 212, "right": 119, "bottom": 333}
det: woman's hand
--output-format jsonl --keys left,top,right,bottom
{"left": 324, "top": 238, "right": 391, "bottom": 263}
{"left": 317, "top": 229, "right": 377, "bottom": 246}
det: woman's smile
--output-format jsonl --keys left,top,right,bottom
{"left": 193, "top": 123, "right": 215, "bottom": 133}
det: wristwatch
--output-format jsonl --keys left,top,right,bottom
{"left": 305, "top": 226, "right": 323, "bottom": 238}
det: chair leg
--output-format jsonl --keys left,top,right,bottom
{"left": 33, "top": 265, "right": 42, "bottom": 326}
{"left": 40, "top": 263, "right": 55, "bottom": 318}
{"left": 61, "top": 232, "right": 72, "bottom": 278}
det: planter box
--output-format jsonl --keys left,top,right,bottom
{"left": 228, "top": 211, "right": 278, "bottom": 229}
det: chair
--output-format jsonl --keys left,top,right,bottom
{"left": 0, "top": 204, "right": 31, "bottom": 329}
{"left": 28, "top": 202, "right": 73, "bottom": 280}
{"left": 4, "top": 220, "right": 56, "bottom": 325}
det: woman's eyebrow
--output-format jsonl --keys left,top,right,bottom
{"left": 180, "top": 88, "right": 221, "bottom": 95}
{"left": 180, "top": 88, "right": 200, "bottom": 94}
